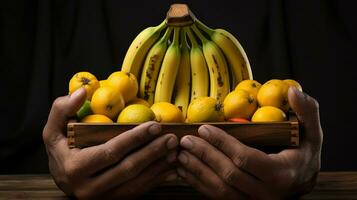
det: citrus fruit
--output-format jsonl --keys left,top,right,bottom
{"left": 283, "top": 79, "right": 303, "bottom": 92}
{"left": 257, "top": 79, "right": 290, "bottom": 112}
{"left": 76, "top": 100, "right": 92, "bottom": 120}
{"left": 91, "top": 86, "right": 125, "bottom": 119}
{"left": 186, "top": 97, "right": 224, "bottom": 123}
{"left": 69, "top": 72, "right": 100, "bottom": 100}
{"left": 150, "top": 102, "right": 183, "bottom": 123}
{"left": 117, "top": 104, "right": 155, "bottom": 123}
{"left": 251, "top": 106, "right": 286, "bottom": 122}
{"left": 81, "top": 114, "right": 113, "bottom": 123}
{"left": 235, "top": 80, "right": 262, "bottom": 99}
{"left": 99, "top": 80, "right": 108, "bottom": 87}
{"left": 126, "top": 98, "right": 151, "bottom": 107}
{"left": 106, "top": 71, "right": 138, "bottom": 103}
{"left": 223, "top": 89, "right": 257, "bottom": 120}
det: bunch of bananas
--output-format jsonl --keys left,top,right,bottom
{"left": 121, "top": 6, "right": 252, "bottom": 117}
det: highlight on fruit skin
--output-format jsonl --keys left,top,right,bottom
{"left": 69, "top": 72, "right": 100, "bottom": 100}
{"left": 251, "top": 106, "right": 286, "bottom": 122}
{"left": 223, "top": 89, "right": 257, "bottom": 120}
{"left": 81, "top": 114, "right": 113, "bottom": 123}
{"left": 117, "top": 104, "right": 156, "bottom": 123}
{"left": 150, "top": 102, "right": 184, "bottom": 123}
{"left": 106, "top": 71, "right": 138, "bottom": 103}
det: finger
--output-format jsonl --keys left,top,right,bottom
{"left": 177, "top": 151, "right": 246, "bottom": 200}
{"left": 88, "top": 133, "right": 178, "bottom": 192}
{"left": 197, "top": 125, "right": 278, "bottom": 181}
{"left": 179, "top": 136, "right": 265, "bottom": 196}
{"left": 288, "top": 87, "right": 323, "bottom": 146}
{"left": 74, "top": 121, "right": 163, "bottom": 174}
{"left": 43, "top": 87, "right": 86, "bottom": 146}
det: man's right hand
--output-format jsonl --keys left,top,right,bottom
{"left": 43, "top": 88, "right": 178, "bottom": 199}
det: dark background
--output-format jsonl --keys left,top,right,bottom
{"left": 0, "top": 0, "right": 356, "bottom": 173}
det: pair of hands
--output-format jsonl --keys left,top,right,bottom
{"left": 43, "top": 87, "right": 322, "bottom": 199}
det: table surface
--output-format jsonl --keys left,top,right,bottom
{"left": 0, "top": 172, "right": 356, "bottom": 199}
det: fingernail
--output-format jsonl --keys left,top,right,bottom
{"left": 70, "top": 87, "right": 85, "bottom": 100}
{"left": 198, "top": 125, "right": 210, "bottom": 139}
{"left": 166, "top": 136, "right": 178, "bottom": 150}
{"left": 177, "top": 168, "right": 186, "bottom": 178}
{"left": 180, "top": 136, "right": 193, "bottom": 149}
{"left": 178, "top": 152, "right": 188, "bottom": 164}
{"left": 166, "top": 151, "right": 177, "bottom": 163}
{"left": 149, "top": 123, "right": 161, "bottom": 135}
{"left": 165, "top": 173, "right": 177, "bottom": 181}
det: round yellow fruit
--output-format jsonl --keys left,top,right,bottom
{"left": 186, "top": 97, "right": 224, "bottom": 123}
{"left": 257, "top": 79, "right": 290, "bottom": 112}
{"left": 69, "top": 72, "right": 100, "bottom": 100}
{"left": 106, "top": 71, "right": 138, "bottom": 103}
{"left": 117, "top": 104, "right": 155, "bottom": 123}
{"left": 283, "top": 79, "right": 303, "bottom": 92}
{"left": 99, "top": 80, "right": 108, "bottom": 87}
{"left": 235, "top": 80, "right": 262, "bottom": 99}
{"left": 81, "top": 114, "right": 113, "bottom": 123}
{"left": 251, "top": 106, "right": 286, "bottom": 122}
{"left": 126, "top": 98, "right": 151, "bottom": 107}
{"left": 150, "top": 102, "right": 183, "bottom": 123}
{"left": 91, "top": 87, "right": 125, "bottom": 119}
{"left": 223, "top": 89, "right": 257, "bottom": 120}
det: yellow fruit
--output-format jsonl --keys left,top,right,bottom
{"left": 81, "top": 114, "right": 113, "bottom": 123}
{"left": 69, "top": 72, "right": 100, "bottom": 100}
{"left": 150, "top": 102, "right": 183, "bottom": 123}
{"left": 257, "top": 79, "right": 290, "bottom": 112}
{"left": 186, "top": 97, "right": 224, "bottom": 123}
{"left": 251, "top": 106, "right": 286, "bottom": 122}
{"left": 283, "top": 79, "right": 303, "bottom": 92}
{"left": 106, "top": 71, "right": 138, "bottom": 103}
{"left": 235, "top": 80, "right": 262, "bottom": 99}
{"left": 99, "top": 80, "right": 108, "bottom": 87}
{"left": 91, "top": 87, "right": 125, "bottom": 119}
{"left": 117, "top": 104, "right": 156, "bottom": 123}
{"left": 126, "top": 98, "right": 151, "bottom": 107}
{"left": 223, "top": 90, "right": 257, "bottom": 120}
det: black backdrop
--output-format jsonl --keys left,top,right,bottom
{"left": 0, "top": 0, "right": 356, "bottom": 173}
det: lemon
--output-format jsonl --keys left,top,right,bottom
{"left": 251, "top": 106, "right": 286, "bottom": 122}
{"left": 186, "top": 97, "right": 224, "bottom": 123}
{"left": 117, "top": 104, "right": 155, "bottom": 123}
{"left": 257, "top": 79, "right": 290, "bottom": 112}
{"left": 69, "top": 72, "right": 100, "bottom": 100}
{"left": 283, "top": 79, "right": 303, "bottom": 92}
{"left": 81, "top": 114, "right": 113, "bottom": 123}
{"left": 223, "top": 89, "right": 257, "bottom": 120}
{"left": 126, "top": 98, "right": 151, "bottom": 107}
{"left": 99, "top": 80, "right": 108, "bottom": 87}
{"left": 91, "top": 86, "right": 125, "bottom": 119}
{"left": 151, "top": 102, "right": 183, "bottom": 123}
{"left": 235, "top": 80, "right": 262, "bottom": 99}
{"left": 106, "top": 71, "right": 138, "bottom": 103}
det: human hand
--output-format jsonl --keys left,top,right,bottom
{"left": 43, "top": 88, "right": 178, "bottom": 199}
{"left": 177, "top": 87, "right": 323, "bottom": 199}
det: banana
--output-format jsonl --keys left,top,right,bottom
{"left": 154, "top": 27, "right": 181, "bottom": 103}
{"left": 185, "top": 27, "right": 209, "bottom": 101}
{"left": 195, "top": 19, "right": 253, "bottom": 87}
{"left": 121, "top": 20, "right": 167, "bottom": 78}
{"left": 173, "top": 29, "right": 191, "bottom": 117}
{"left": 139, "top": 27, "right": 173, "bottom": 104}
{"left": 191, "top": 24, "right": 230, "bottom": 102}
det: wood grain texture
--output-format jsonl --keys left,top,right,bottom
{"left": 0, "top": 172, "right": 356, "bottom": 199}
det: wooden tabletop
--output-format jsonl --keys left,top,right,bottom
{"left": 0, "top": 172, "right": 356, "bottom": 199}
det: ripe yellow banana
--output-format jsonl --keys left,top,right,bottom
{"left": 154, "top": 27, "right": 181, "bottom": 103}
{"left": 173, "top": 29, "right": 191, "bottom": 117}
{"left": 185, "top": 27, "right": 209, "bottom": 101}
{"left": 139, "top": 27, "right": 172, "bottom": 104}
{"left": 195, "top": 19, "right": 253, "bottom": 86}
{"left": 191, "top": 25, "right": 230, "bottom": 102}
{"left": 121, "top": 20, "right": 167, "bottom": 78}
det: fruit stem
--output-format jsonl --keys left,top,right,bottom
{"left": 160, "top": 27, "right": 173, "bottom": 43}
{"left": 180, "top": 27, "right": 189, "bottom": 49}
{"left": 172, "top": 27, "right": 180, "bottom": 45}
{"left": 155, "top": 20, "right": 168, "bottom": 32}
{"left": 185, "top": 27, "right": 199, "bottom": 48}
{"left": 191, "top": 24, "right": 208, "bottom": 44}
{"left": 195, "top": 19, "right": 214, "bottom": 36}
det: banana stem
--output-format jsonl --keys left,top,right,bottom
{"left": 195, "top": 19, "right": 214, "bottom": 36}
{"left": 172, "top": 27, "right": 180, "bottom": 45}
{"left": 191, "top": 24, "right": 208, "bottom": 44}
{"left": 160, "top": 27, "right": 173, "bottom": 43}
{"left": 185, "top": 27, "right": 199, "bottom": 48}
{"left": 180, "top": 27, "right": 189, "bottom": 49}
{"left": 155, "top": 20, "right": 168, "bottom": 32}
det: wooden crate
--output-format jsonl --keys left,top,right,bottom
{"left": 67, "top": 114, "right": 299, "bottom": 148}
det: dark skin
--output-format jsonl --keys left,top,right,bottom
{"left": 43, "top": 87, "right": 322, "bottom": 199}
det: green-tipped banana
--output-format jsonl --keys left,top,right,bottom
{"left": 121, "top": 20, "right": 167, "bottom": 78}
{"left": 174, "top": 29, "right": 191, "bottom": 117}
{"left": 155, "top": 27, "right": 181, "bottom": 103}
{"left": 191, "top": 25, "right": 230, "bottom": 102}
{"left": 195, "top": 19, "right": 253, "bottom": 86}
{"left": 139, "top": 27, "right": 173, "bottom": 104}
{"left": 185, "top": 27, "right": 209, "bottom": 101}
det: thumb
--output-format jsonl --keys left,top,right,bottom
{"left": 43, "top": 87, "right": 86, "bottom": 145}
{"left": 288, "top": 87, "right": 322, "bottom": 145}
